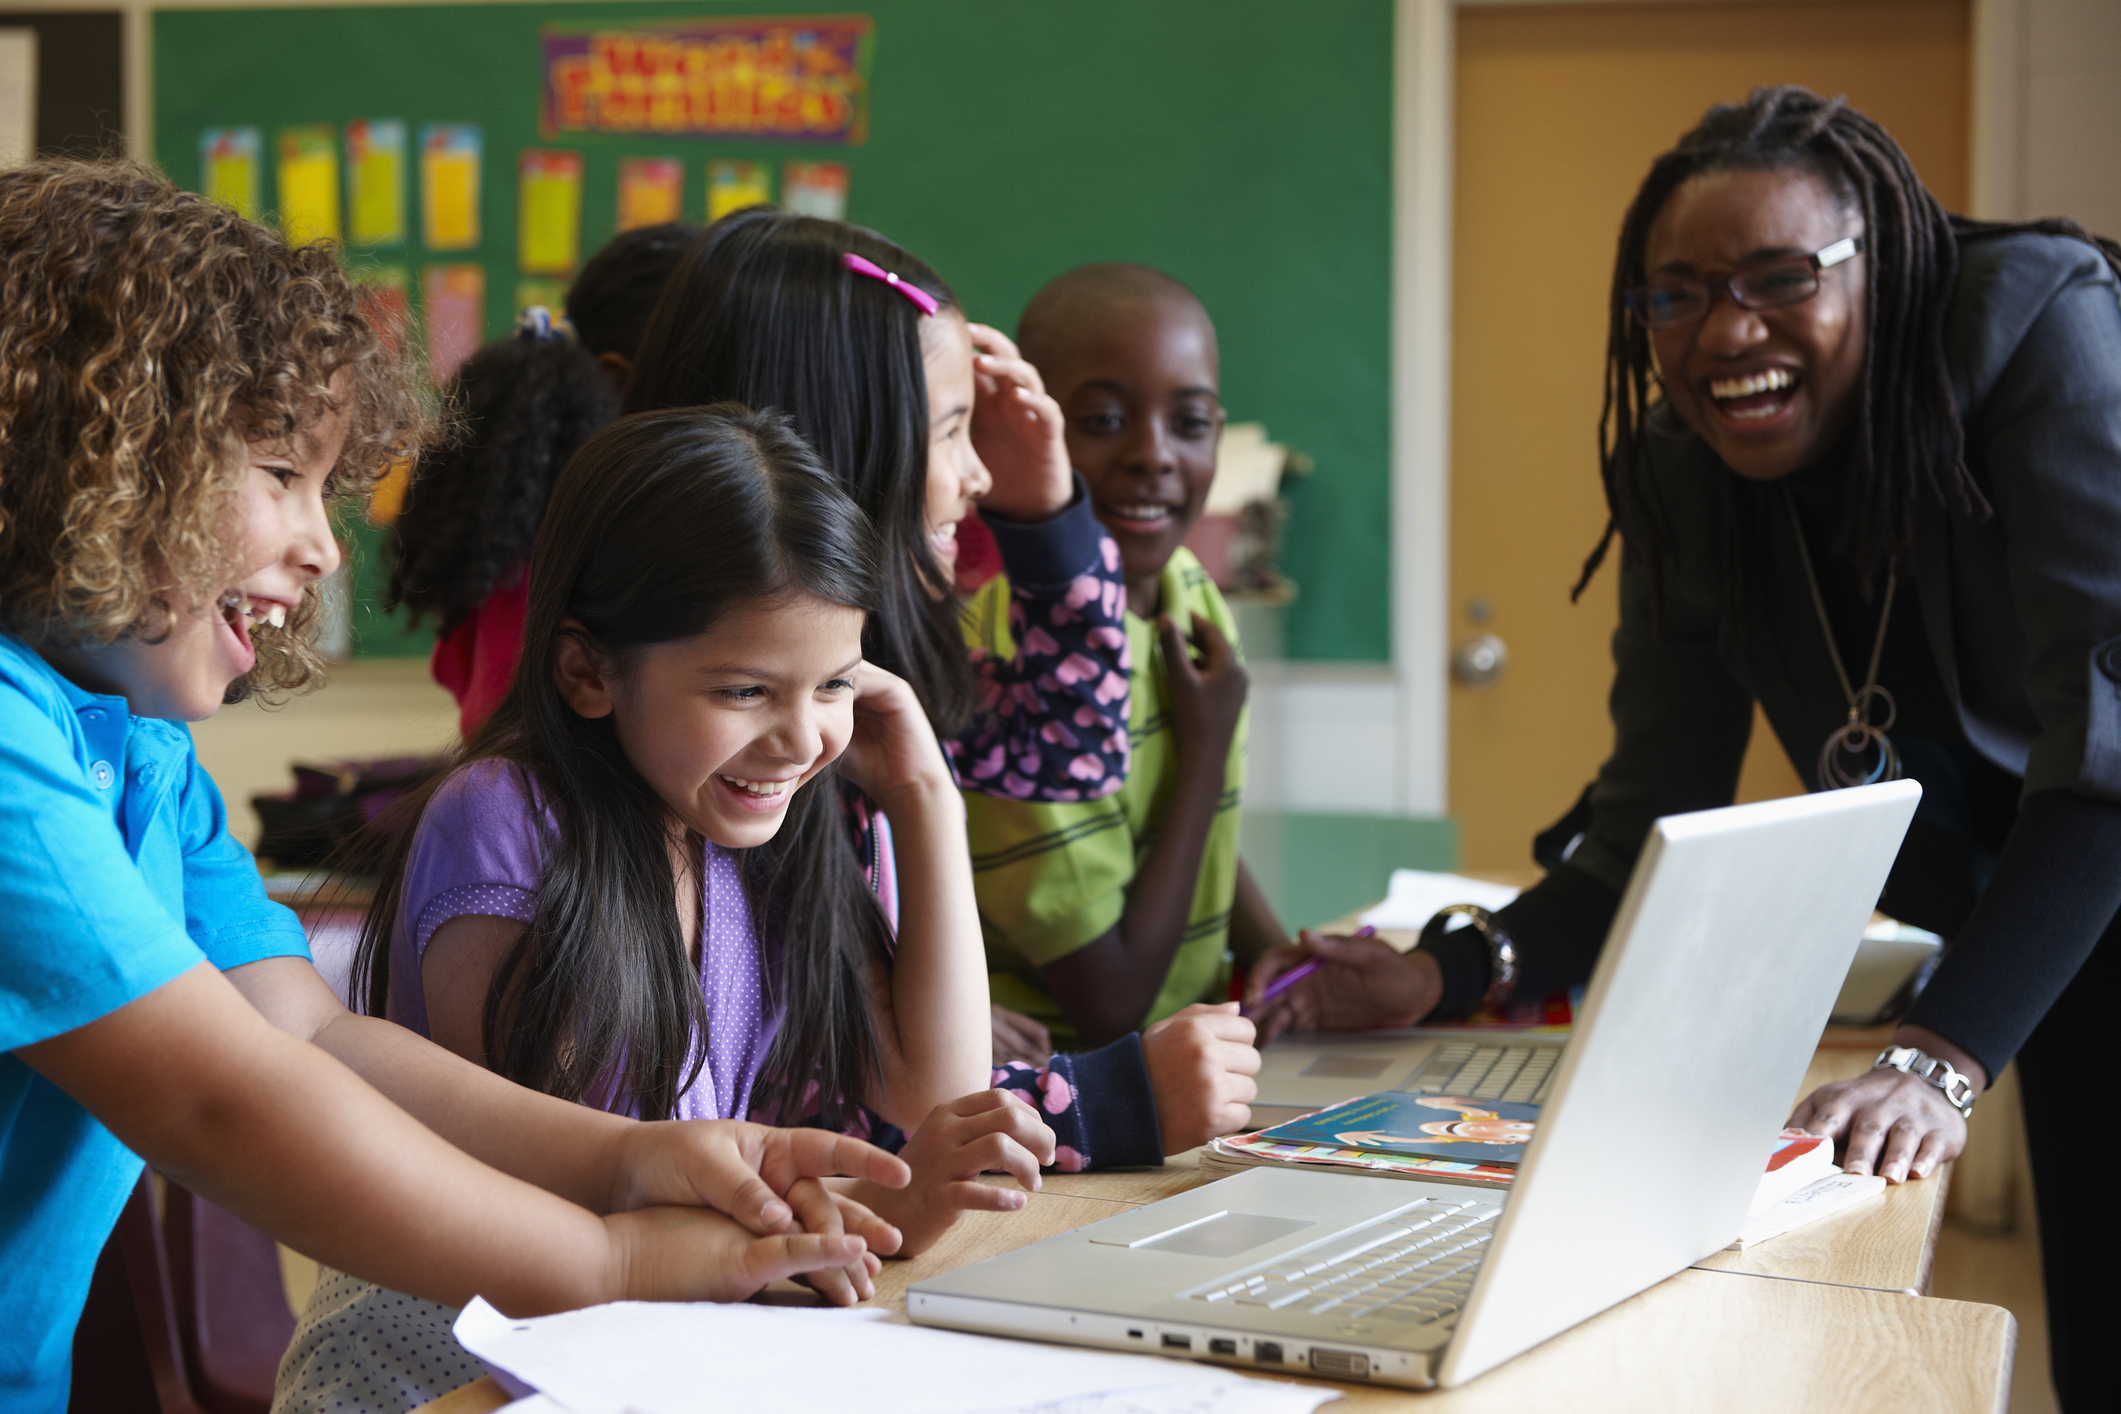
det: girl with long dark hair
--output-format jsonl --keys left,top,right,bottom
{"left": 1248, "top": 87, "right": 2121, "bottom": 1409}
{"left": 624, "top": 209, "right": 1134, "bottom": 803}
{"left": 620, "top": 211, "right": 1264, "bottom": 1173}
{"left": 278, "top": 405, "right": 1052, "bottom": 1411}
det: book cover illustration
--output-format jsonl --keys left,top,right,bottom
{"left": 1257, "top": 1091, "right": 1540, "bottom": 1168}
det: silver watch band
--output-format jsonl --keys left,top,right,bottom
{"left": 1424, "top": 903, "right": 1518, "bottom": 1013}
{"left": 1873, "top": 1044, "right": 1978, "bottom": 1117}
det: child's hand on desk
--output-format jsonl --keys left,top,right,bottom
{"left": 780, "top": 1177, "right": 893, "bottom": 1304}
{"left": 1245, "top": 930, "right": 1441, "bottom": 1042}
{"left": 967, "top": 323, "right": 1072, "bottom": 521}
{"left": 1142, "top": 1002, "right": 1261, "bottom": 1153}
{"left": 844, "top": 1089, "right": 1057, "bottom": 1257}
{"left": 600, "top": 1202, "right": 874, "bottom": 1305}
{"left": 607, "top": 1120, "right": 911, "bottom": 1235}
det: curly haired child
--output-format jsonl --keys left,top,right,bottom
{"left": 0, "top": 160, "right": 905, "bottom": 1412}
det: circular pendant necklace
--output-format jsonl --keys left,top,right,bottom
{"left": 1783, "top": 486, "right": 1901, "bottom": 789}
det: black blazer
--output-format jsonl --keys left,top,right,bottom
{"left": 1454, "top": 232, "right": 2121, "bottom": 1075}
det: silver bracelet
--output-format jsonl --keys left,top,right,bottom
{"left": 1873, "top": 1044, "right": 1978, "bottom": 1117}
{"left": 1421, "top": 904, "right": 1518, "bottom": 1013}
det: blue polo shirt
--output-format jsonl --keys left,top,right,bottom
{"left": 0, "top": 632, "right": 308, "bottom": 1414}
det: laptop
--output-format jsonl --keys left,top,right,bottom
{"left": 910, "top": 782, "right": 1920, "bottom": 1389}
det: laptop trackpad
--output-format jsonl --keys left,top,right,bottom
{"left": 1138, "top": 1213, "right": 1313, "bottom": 1258}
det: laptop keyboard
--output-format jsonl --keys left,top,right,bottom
{"left": 1404, "top": 1041, "right": 1557, "bottom": 1105}
{"left": 1188, "top": 1198, "right": 1504, "bottom": 1330}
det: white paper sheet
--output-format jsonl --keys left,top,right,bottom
{"left": 456, "top": 1300, "right": 1339, "bottom": 1414}
{"left": 1358, "top": 869, "right": 1522, "bottom": 932}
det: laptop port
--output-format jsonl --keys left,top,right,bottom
{"left": 1309, "top": 1348, "right": 1371, "bottom": 1380}
{"left": 1209, "top": 1339, "right": 1237, "bottom": 1357}
{"left": 1254, "top": 1342, "right": 1284, "bottom": 1366}
{"left": 1127, "top": 1329, "right": 1143, "bottom": 1340}
{"left": 1161, "top": 1334, "right": 1192, "bottom": 1350}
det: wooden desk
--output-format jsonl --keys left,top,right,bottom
{"left": 416, "top": 1179, "right": 2011, "bottom": 1414}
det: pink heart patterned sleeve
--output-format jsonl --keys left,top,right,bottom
{"left": 950, "top": 489, "right": 1132, "bottom": 803}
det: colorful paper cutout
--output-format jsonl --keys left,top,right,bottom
{"left": 617, "top": 157, "right": 684, "bottom": 231}
{"left": 422, "top": 263, "right": 486, "bottom": 380}
{"left": 353, "top": 265, "right": 411, "bottom": 358}
{"left": 346, "top": 120, "right": 406, "bottom": 245}
{"left": 542, "top": 17, "right": 874, "bottom": 145}
{"left": 200, "top": 128, "right": 261, "bottom": 219}
{"left": 706, "top": 159, "right": 771, "bottom": 221}
{"left": 517, "top": 149, "right": 584, "bottom": 276}
{"left": 421, "top": 123, "right": 482, "bottom": 251}
{"left": 782, "top": 160, "right": 849, "bottom": 220}
{"left": 276, "top": 124, "right": 341, "bottom": 245}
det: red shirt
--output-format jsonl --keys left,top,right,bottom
{"left": 429, "top": 564, "right": 529, "bottom": 739}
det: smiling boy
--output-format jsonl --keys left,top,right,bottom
{"left": 965, "top": 264, "right": 1288, "bottom": 1055}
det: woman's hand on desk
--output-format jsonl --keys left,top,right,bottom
{"left": 1789, "top": 1027, "right": 1986, "bottom": 1183}
{"left": 1245, "top": 931, "right": 1441, "bottom": 1041}
{"left": 837, "top": 1089, "right": 1058, "bottom": 1257}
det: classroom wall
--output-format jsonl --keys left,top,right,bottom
{"left": 150, "top": 0, "right": 1397, "bottom": 664}
{"left": 0, "top": 8, "right": 125, "bottom": 156}
{"left": 1977, "top": 0, "right": 2121, "bottom": 233}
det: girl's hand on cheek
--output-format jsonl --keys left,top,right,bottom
{"left": 856, "top": 1089, "right": 1058, "bottom": 1257}
{"left": 835, "top": 662, "right": 957, "bottom": 810}
{"left": 966, "top": 322, "right": 1072, "bottom": 522}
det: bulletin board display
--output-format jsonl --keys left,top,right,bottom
{"left": 154, "top": 1, "right": 1393, "bottom": 662}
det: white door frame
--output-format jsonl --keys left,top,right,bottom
{"left": 1389, "top": 0, "right": 2020, "bottom": 819}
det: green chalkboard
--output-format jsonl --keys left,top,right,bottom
{"left": 154, "top": 0, "right": 1393, "bottom": 661}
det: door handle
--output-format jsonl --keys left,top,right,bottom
{"left": 1451, "top": 633, "right": 1508, "bottom": 688}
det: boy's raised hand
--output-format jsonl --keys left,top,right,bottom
{"left": 967, "top": 322, "right": 1073, "bottom": 522}
{"left": 844, "top": 1089, "right": 1057, "bottom": 1257}
{"left": 1142, "top": 1002, "right": 1262, "bottom": 1153}
{"left": 1160, "top": 612, "right": 1247, "bottom": 762}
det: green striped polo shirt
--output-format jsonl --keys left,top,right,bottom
{"left": 963, "top": 546, "right": 1247, "bottom": 1040}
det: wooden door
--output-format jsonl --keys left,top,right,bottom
{"left": 1449, "top": 0, "right": 1970, "bottom": 870}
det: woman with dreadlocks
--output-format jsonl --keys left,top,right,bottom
{"left": 1248, "top": 87, "right": 2120, "bottom": 1407}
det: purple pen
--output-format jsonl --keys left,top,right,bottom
{"left": 1244, "top": 925, "right": 1376, "bottom": 1016}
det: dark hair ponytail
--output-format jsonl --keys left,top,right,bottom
{"left": 623, "top": 208, "right": 977, "bottom": 737}
{"left": 387, "top": 331, "right": 618, "bottom": 635}
{"left": 1581, "top": 84, "right": 2121, "bottom": 602}
{"left": 353, "top": 405, "right": 891, "bottom": 1127}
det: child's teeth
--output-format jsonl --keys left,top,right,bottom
{"left": 265, "top": 604, "right": 286, "bottom": 629}
{"left": 721, "top": 776, "right": 788, "bottom": 797}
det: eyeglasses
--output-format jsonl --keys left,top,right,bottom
{"left": 1622, "top": 235, "right": 1865, "bottom": 330}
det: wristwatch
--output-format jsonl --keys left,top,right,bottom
{"left": 1421, "top": 904, "right": 1518, "bottom": 1014}
{"left": 1872, "top": 1044, "right": 1979, "bottom": 1118}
